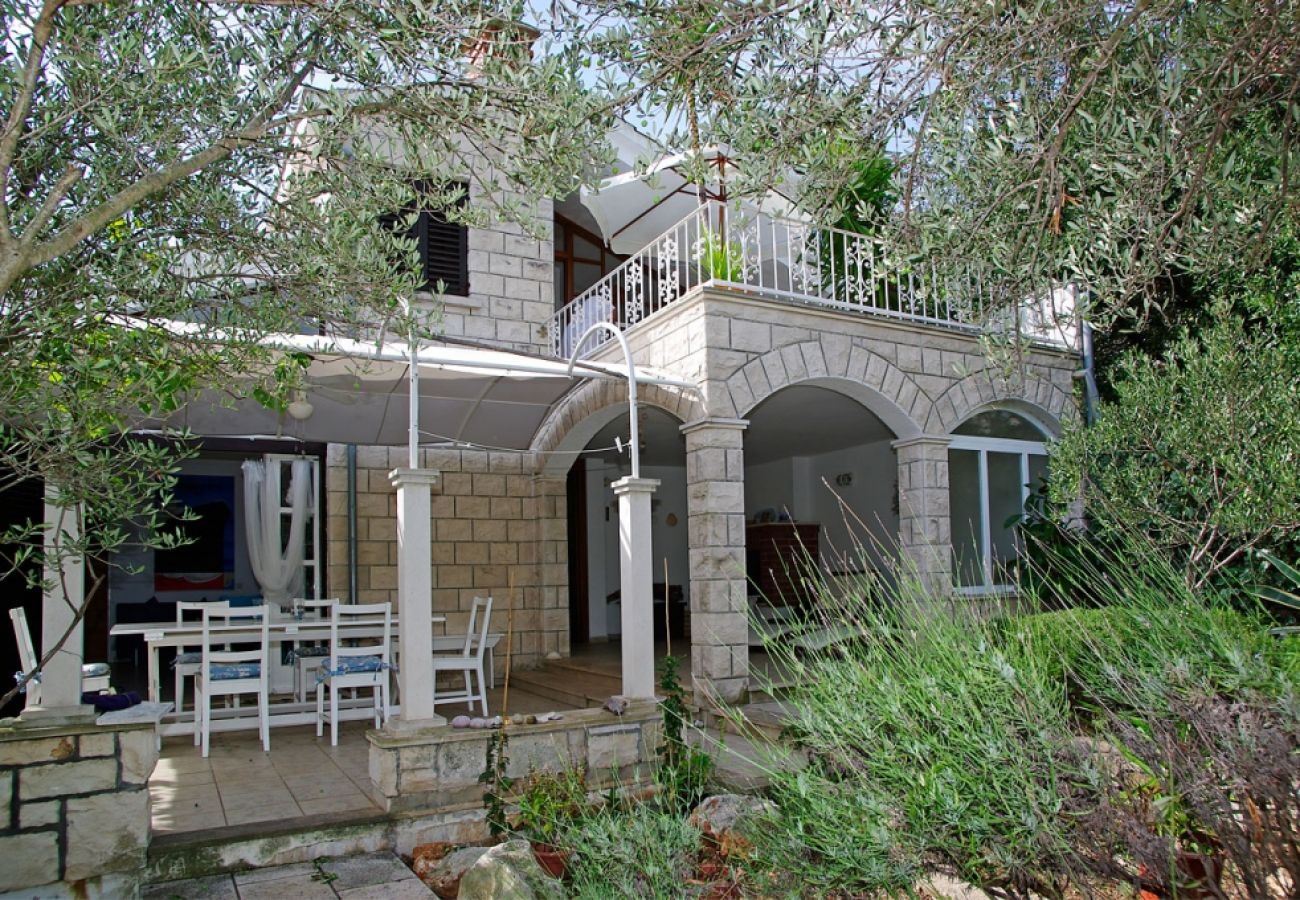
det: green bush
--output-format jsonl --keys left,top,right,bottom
{"left": 741, "top": 537, "right": 1299, "bottom": 898}
{"left": 563, "top": 802, "right": 702, "bottom": 899}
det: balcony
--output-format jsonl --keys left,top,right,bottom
{"left": 549, "top": 200, "right": 1078, "bottom": 360}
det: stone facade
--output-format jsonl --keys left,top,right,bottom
{"left": 325, "top": 446, "right": 568, "bottom": 672}
{"left": 329, "top": 284, "right": 1078, "bottom": 701}
{"left": 426, "top": 186, "right": 554, "bottom": 355}
{"left": 0, "top": 721, "right": 157, "bottom": 897}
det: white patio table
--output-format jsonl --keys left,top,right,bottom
{"left": 109, "top": 610, "right": 445, "bottom": 738}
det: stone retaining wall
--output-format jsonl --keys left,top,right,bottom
{"left": 367, "top": 702, "right": 661, "bottom": 823}
{"left": 0, "top": 720, "right": 158, "bottom": 898}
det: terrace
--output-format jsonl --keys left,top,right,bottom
{"left": 549, "top": 199, "right": 1078, "bottom": 361}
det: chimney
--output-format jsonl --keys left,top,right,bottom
{"left": 464, "top": 18, "right": 541, "bottom": 77}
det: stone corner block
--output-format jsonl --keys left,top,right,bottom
{"left": 64, "top": 789, "right": 149, "bottom": 881}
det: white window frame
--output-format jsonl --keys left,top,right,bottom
{"left": 263, "top": 453, "right": 322, "bottom": 600}
{"left": 948, "top": 434, "right": 1048, "bottom": 596}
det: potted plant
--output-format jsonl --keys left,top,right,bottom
{"left": 511, "top": 767, "right": 589, "bottom": 879}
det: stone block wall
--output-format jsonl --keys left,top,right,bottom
{"left": 325, "top": 445, "right": 568, "bottom": 672}
{"left": 0, "top": 721, "right": 157, "bottom": 896}
{"left": 425, "top": 186, "right": 554, "bottom": 355}
{"left": 367, "top": 702, "right": 661, "bottom": 816}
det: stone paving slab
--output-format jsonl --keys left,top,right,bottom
{"left": 143, "top": 851, "right": 432, "bottom": 899}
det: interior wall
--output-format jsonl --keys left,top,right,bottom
{"left": 584, "top": 461, "right": 688, "bottom": 640}
{"left": 743, "top": 440, "right": 900, "bottom": 576}
{"left": 744, "top": 458, "right": 796, "bottom": 519}
{"left": 107, "top": 457, "right": 256, "bottom": 659}
{"left": 805, "top": 440, "right": 898, "bottom": 574}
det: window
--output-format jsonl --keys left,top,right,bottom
{"left": 382, "top": 182, "right": 470, "bottom": 296}
{"left": 948, "top": 410, "right": 1049, "bottom": 593}
{"left": 553, "top": 214, "right": 625, "bottom": 308}
{"left": 265, "top": 454, "right": 322, "bottom": 600}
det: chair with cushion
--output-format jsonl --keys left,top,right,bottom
{"left": 193, "top": 604, "right": 270, "bottom": 757}
{"left": 290, "top": 597, "right": 339, "bottom": 702}
{"left": 173, "top": 600, "right": 230, "bottom": 717}
{"left": 432, "top": 596, "right": 493, "bottom": 716}
{"left": 315, "top": 601, "right": 392, "bottom": 746}
{"left": 9, "top": 606, "right": 110, "bottom": 703}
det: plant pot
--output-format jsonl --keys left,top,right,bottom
{"left": 531, "top": 842, "right": 570, "bottom": 879}
{"left": 1138, "top": 851, "right": 1223, "bottom": 899}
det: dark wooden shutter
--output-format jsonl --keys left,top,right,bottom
{"left": 421, "top": 192, "right": 469, "bottom": 296}
{"left": 382, "top": 181, "right": 469, "bottom": 296}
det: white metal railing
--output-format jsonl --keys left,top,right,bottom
{"left": 549, "top": 200, "right": 1078, "bottom": 359}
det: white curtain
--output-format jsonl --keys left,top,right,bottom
{"left": 242, "top": 458, "right": 312, "bottom": 607}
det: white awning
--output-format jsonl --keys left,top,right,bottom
{"left": 579, "top": 146, "right": 803, "bottom": 256}
{"left": 132, "top": 324, "right": 694, "bottom": 450}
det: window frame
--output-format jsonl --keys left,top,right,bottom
{"left": 552, "top": 213, "right": 625, "bottom": 308}
{"left": 948, "top": 432, "right": 1048, "bottom": 596}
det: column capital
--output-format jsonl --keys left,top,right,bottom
{"left": 610, "top": 476, "right": 660, "bottom": 496}
{"left": 891, "top": 434, "right": 952, "bottom": 451}
{"left": 680, "top": 417, "right": 748, "bottom": 436}
{"left": 389, "top": 467, "right": 441, "bottom": 489}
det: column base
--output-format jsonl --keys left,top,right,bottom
{"left": 381, "top": 714, "right": 448, "bottom": 737}
{"left": 18, "top": 705, "right": 97, "bottom": 727}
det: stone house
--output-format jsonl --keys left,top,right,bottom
{"left": 100, "top": 128, "right": 1079, "bottom": 709}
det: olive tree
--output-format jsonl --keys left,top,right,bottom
{"left": 0, "top": 0, "right": 610, "bottom": 705}
{"left": 581, "top": 0, "right": 1299, "bottom": 325}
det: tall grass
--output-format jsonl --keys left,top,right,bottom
{"left": 740, "top": 532, "right": 1298, "bottom": 898}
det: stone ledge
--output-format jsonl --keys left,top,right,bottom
{"left": 365, "top": 700, "right": 659, "bottom": 751}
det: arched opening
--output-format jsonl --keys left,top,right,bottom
{"left": 744, "top": 384, "right": 902, "bottom": 613}
{"left": 564, "top": 405, "right": 688, "bottom": 667}
{"left": 948, "top": 408, "right": 1051, "bottom": 593}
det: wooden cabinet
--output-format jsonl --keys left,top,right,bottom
{"left": 745, "top": 523, "right": 820, "bottom": 607}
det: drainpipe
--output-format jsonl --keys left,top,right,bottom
{"left": 347, "top": 444, "right": 358, "bottom": 604}
{"left": 1077, "top": 296, "right": 1101, "bottom": 426}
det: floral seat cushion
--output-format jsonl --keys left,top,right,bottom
{"left": 317, "top": 655, "right": 388, "bottom": 682}
{"left": 208, "top": 663, "right": 260, "bottom": 681}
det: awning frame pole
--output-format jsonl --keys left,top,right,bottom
{"left": 408, "top": 326, "right": 420, "bottom": 469}
{"left": 566, "top": 323, "right": 640, "bottom": 479}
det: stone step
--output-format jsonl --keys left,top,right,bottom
{"left": 508, "top": 668, "right": 611, "bottom": 710}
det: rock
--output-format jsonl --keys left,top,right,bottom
{"left": 417, "top": 845, "right": 490, "bottom": 899}
{"left": 451, "top": 715, "right": 471, "bottom": 728}
{"left": 410, "top": 842, "right": 454, "bottom": 880}
{"left": 687, "top": 794, "right": 776, "bottom": 858}
{"left": 458, "top": 839, "right": 564, "bottom": 900}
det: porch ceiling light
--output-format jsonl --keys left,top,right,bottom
{"left": 287, "top": 391, "right": 315, "bottom": 421}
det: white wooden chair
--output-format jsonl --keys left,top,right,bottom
{"left": 173, "top": 600, "right": 229, "bottom": 717}
{"left": 315, "top": 601, "right": 392, "bottom": 746}
{"left": 432, "top": 596, "right": 493, "bottom": 715}
{"left": 290, "top": 597, "right": 338, "bottom": 702}
{"left": 193, "top": 604, "right": 270, "bottom": 758}
{"left": 9, "top": 606, "right": 110, "bottom": 703}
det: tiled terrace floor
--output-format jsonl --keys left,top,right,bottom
{"left": 150, "top": 684, "right": 558, "bottom": 836}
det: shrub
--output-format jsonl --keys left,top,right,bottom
{"left": 741, "top": 536, "right": 1299, "bottom": 898}
{"left": 563, "top": 801, "right": 702, "bottom": 899}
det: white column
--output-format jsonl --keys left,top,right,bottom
{"left": 611, "top": 475, "right": 659, "bottom": 699}
{"left": 389, "top": 467, "right": 444, "bottom": 729}
{"left": 24, "top": 489, "right": 92, "bottom": 720}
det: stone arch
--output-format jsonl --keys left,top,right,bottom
{"left": 726, "top": 338, "right": 925, "bottom": 439}
{"left": 925, "top": 367, "right": 1072, "bottom": 437}
{"left": 532, "top": 377, "right": 703, "bottom": 476}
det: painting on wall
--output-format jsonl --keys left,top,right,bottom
{"left": 154, "top": 474, "right": 236, "bottom": 592}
